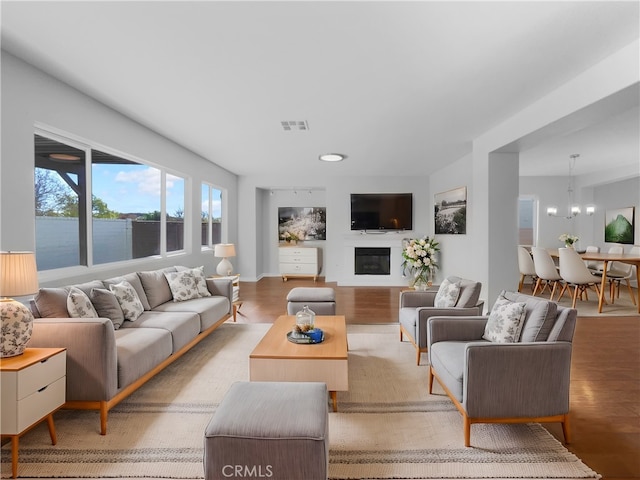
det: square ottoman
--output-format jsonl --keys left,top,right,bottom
{"left": 286, "top": 287, "right": 336, "bottom": 315}
{"left": 204, "top": 381, "right": 329, "bottom": 480}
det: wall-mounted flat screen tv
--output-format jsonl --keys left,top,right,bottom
{"left": 350, "top": 193, "right": 413, "bottom": 231}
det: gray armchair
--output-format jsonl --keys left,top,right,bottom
{"left": 398, "top": 276, "right": 484, "bottom": 365}
{"left": 427, "top": 291, "right": 577, "bottom": 447}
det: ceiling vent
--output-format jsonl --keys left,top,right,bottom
{"left": 281, "top": 120, "right": 309, "bottom": 131}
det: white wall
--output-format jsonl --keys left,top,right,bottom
{"left": 472, "top": 40, "right": 639, "bottom": 304}
{"left": 520, "top": 175, "right": 640, "bottom": 252}
{"left": 3, "top": 38, "right": 637, "bottom": 296}
{"left": 1, "top": 51, "right": 239, "bottom": 286}
{"left": 238, "top": 174, "right": 429, "bottom": 285}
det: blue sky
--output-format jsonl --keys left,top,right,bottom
{"left": 91, "top": 164, "right": 221, "bottom": 217}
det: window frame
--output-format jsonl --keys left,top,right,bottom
{"left": 35, "top": 125, "right": 190, "bottom": 280}
{"left": 201, "top": 182, "right": 225, "bottom": 250}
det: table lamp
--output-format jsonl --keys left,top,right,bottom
{"left": 1, "top": 251, "right": 39, "bottom": 357}
{"left": 214, "top": 243, "right": 236, "bottom": 276}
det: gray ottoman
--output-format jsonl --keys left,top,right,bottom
{"left": 287, "top": 287, "right": 336, "bottom": 315}
{"left": 204, "top": 381, "right": 329, "bottom": 480}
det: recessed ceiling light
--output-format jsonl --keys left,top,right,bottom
{"left": 49, "top": 153, "right": 81, "bottom": 161}
{"left": 319, "top": 153, "right": 346, "bottom": 162}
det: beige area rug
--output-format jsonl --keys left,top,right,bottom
{"left": 1, "top": 323, "right": 601, "bottom": 480}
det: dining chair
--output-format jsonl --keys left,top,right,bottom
{"left": 557, "top": 247, "right": 603, "bottom": 308}
{"left": 584, "top": 245, "right": 600, "bottom": 271}
{"left": 589, "top": 245, "right": 628, "bottom": 303}
{"left": 531, "top": 247, "right": 564, "bottom": 300}
{"left": 517, "top": 246, "right": 537, "bottom": 293}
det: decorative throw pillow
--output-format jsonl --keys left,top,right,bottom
{"left": 90, "top": 288, "right": 125, "bottom": 330}
{"left": 67, "top": 287, "right": 99, "bottom": 318}
{"left": 191, "top": 266, "right": 212, "bottom": 297}
{"left": 434, "top": 278, "right": 461, "bottom": 308}
{"left": 109, "top": 281, "right": 144, "bottom": 321}
{"left": 164, "top": 270, "right": 201, "bottom": 302}
{"left": 482, "top": 295, "right": 526, "bottom": 343}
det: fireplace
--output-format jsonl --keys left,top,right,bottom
{"left": 354, "top": 247, "right": 391, "bottom": 275}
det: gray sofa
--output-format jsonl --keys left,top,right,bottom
{"left": 27, "top": 265, "right": 233, "bottom": 435}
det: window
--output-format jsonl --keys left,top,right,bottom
{"left": 518, "top": 196, "right": 537, "bottom": 246}
{"left": 201, "top": 183, "right": 222, "bottom": 248}
{"left": 34, "top": 134, "right": 88, "bottom": 270}
{"left": 35, "top": 130, "right": 187, "bottom": 271}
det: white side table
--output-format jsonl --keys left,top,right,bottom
{"left": 1, "top": 348, "right": 66, "bottom": 478}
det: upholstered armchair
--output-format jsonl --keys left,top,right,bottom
{"left": 427, "top": 290, "right": 577, "bottom": 447}
{"left": 398, "top": 276, "right": 484, "bottom": 365}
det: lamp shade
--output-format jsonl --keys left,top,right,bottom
{"left": 0, "top": 251, "right": 39, "bottom": 298}
{"left": 214, "top": 244, "right": 236, "bottom": 258}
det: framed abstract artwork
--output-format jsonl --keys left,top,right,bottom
{"left": 278, "top": 207, "right": 326, "bottom": 242}
{"left": 604, "top": 207, "right": 635, "bottom": 244}
{"left": 434, "top": 186, "right": 467, "bottom": 235}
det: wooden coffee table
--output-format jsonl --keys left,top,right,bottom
{"left": 249, "top": 315, "right": 348, "bottom": 412}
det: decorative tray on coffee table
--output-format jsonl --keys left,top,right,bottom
{"left": 287, "top": 329, "right": 324, "bottom": 344}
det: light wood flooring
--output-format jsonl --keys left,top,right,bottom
{"left": 236, "top": 276, "right": 640, "bottom": 480}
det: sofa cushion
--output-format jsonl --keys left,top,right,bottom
{"left": 34, "top": 287, "right": 70, "bottom": 318}
{"left": 90, "top": 288, "right": 125, "bottom": 330}
{"left": 138, "top": 268, "right": 175, "bottom": 309}
{"left": 114, "top": 327, "right": 172, "bottom": 389}
{"left": 482, "top": 295, "right": 526, "bottom": 343}
{"left": 104, "top": 273, "right": 151, "bottom": 310}
{"left": 109, "top": 281, "right": 144, "bottom": 321}
{"left": 164, "top": 270, "right": 201, "bottom": 302}
{"left": 451, "top": 277, "right": 481, "bottom": 308}
{"left": 434, "top": 278, "right": 461, "bottom": 308}
{"left": 176, "top": 266, "right": 212, "bottom": 297}
{"left": 119, "top": 311, "right": 201, "bottom": 352}
{"left": 67, "top": 287, "right": 99, "bottom": 318}
{"left": 429, "top": 341, "right": 468, "bottom": 401}
{"left": 72, "top": 280, "right": 107, "bottom": 297}
{"left": 154, "top": 295, "right": 231, "bottom": 331}
{"left": 500, "top": 290, "right": 558, "bottom": 342}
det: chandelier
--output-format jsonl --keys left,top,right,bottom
{"left": 546, "top": 154, "right": 595, "bottom": 218}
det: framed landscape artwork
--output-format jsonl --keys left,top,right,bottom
{"left": 278, "top": 207, "right": 326, "bottom": 242}
{"left": 604, "top": 207, "right": 635, "bottom": 244}
{"left": 434, "top": 186, "right": 467, "bottom": 235}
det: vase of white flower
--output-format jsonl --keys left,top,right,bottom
{"left": 402, "top": 236, "right": 439, "bottom": 289}
{"left": 559, "top": 233, "right": 579, "bottom": 248}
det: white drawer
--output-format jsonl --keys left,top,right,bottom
{"left": 17, "top": 351, "right": 66, "bottom": 400}
{"left": 279, "top": 248, "right": 317, "bottom": 261}
{"left": 4, "top": 376, "right": 66, "bottom": 435}
{"left": 280, "top": 263, "right": 318, "bottom": 275}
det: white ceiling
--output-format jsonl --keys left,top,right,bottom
{"left": 1, "top": 1, "right": 639, "bottom": 182}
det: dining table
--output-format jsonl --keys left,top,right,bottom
{"left": 572, "top": 251, "right": 640, "bottom": 314}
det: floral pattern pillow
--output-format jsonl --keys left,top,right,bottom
{"left": 191, "top": 266, "right": 212, "bottom": 297}
{"left": 434, "top": 278, "right": 461, "bottom": 308}
{"left": 164, "top": 270, "right": 201, "bottom": 302}
{"left": 109, "top": 281, "right": 144, "bottom": 321}
{"left": 482, "top": 295, "right": 526, "bottom": 343}
{"left": 67, "top": 287, "right": 99, "bottom": 318}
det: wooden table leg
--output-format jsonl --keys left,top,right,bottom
{"left": 46, "top": 414, "right": 57, "bottom": 445}
{"left": 330, "top": 391, "right": 337, "bottom": 412}
{"left": 11, "top": 435, "right": 18, "bottom": 478}
{"left": 598, "top": 261, "right": 609, "bottom": 313}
